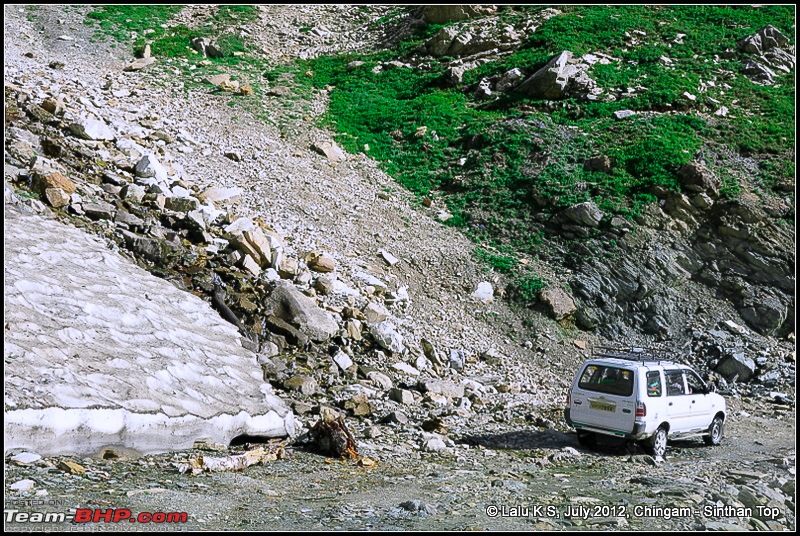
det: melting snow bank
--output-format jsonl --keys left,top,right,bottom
{"left": 4, "top": 204, "right": 295, "bottom": 455}
{"left": 4, "top": 407, "right": 294, "bottom": 456}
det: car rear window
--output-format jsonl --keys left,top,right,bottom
{"left": 578, "top": 365, "right": 634, "bottom": 396}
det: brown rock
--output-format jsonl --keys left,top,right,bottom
{"left": 58, "top": 460, "right": 85, "bottom": 475}
{"left": 278, "top": 258, "right": 299, "bottom": 278}
{"left": 583, "top": 155, "right": 613, "bottom": 173}
{"left": 32, "top": 172, "right": 76, "bottom": 196}
{"left": 539, "top": 287, "right": 577, "bottom": 321}
{"left": 308, "top": 253, "right": 335, "bottom": 273}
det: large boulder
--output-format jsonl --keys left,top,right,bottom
{"left": 515, "top": 51, "right": 600, "bottom": 100}
{"left": 4, "top": 205, "right": 295, "bottom": 456}
{"left": 266, "top": 282, "right": 339, "bottom": 342}
{"left": 737, "top": 25, "right": 795, "bottom": 84}
{"left": 553, "top": 201, "right": 604, "bottom": 228}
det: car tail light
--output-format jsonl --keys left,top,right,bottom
{"left": 636, "top": 401, "right": 646, "bottom": 417}
{"left": 566, "top": 393, "right": 571, "bottom": 408}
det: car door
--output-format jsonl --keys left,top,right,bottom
{"left": 570, "top": 363, "right": 636, "bottom": 434}
{"left": 663, "top": 369, "right": 694, "bottom": 433}
{"left": 684, "top": 368, "right": 715, "bottom": 431}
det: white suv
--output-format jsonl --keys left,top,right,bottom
{"left": 564, "top": 347, "right": 726, "bottom": 457}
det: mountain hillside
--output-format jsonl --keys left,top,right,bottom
{"left": 4, "top": 5, "right": 796, "bottom": 531}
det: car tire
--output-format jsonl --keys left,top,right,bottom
{"left": 576, "top": 430, "right": 596, "bottom": 448}
{"left": 703, "top": 416, "right": 724, "bottom": 446}
{"left": 646, "top": 426, "right": 668, "bottom": 457}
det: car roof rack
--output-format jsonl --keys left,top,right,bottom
{"left": 591, "top": 345, "right": 675, "bottom": 365}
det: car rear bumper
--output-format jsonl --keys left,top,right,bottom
{"left": 564, "top": 409, "right": 649, "bottom": 440}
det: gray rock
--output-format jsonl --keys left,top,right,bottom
{"left": 555, "top": 201, "right": 604, "bottom": 227}
{"left": 315, "top": 274, "right": 335, "bottom": 295}
{"left": 715, "top": 351, "right": 756, "bottom": 382}
{"left": 164, "top": 196, "right": 200, "bottom": 213}
{"left": 495, "top": 67, "right": 525, "bottom": 93}
{"left": 680, "top": 162, "right": 720, "bottom": 197}
{"left": 114, "top": 210, "right": 146, "bottom": 231}
{"left": 363, "top": 301, "right": 389, "bottom": 324}
{"left": 516, "top": 50, "right": 598, "bottom": 100}
{"left": 449, "top": 349, "right": 466, "bottom": 370}
{"left": 267, "top": 282, "right": 339, "bottom": 342}
{"left": 738, "top": 25, "right": 790, "bottom": 55}
{"left": 134, "top": 154, "right": 168, "bottom": 182}
{"left": 389, "top": 388, "right": 415, "bottom": 405}
{"left": 83, "top": 201, "right": 116, "bottom": 221}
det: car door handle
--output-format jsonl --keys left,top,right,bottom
{"left": 668, "top": 402, "right": 673, "bottom": 406}
{"left": 691, "top": 400, "right": 696, "bottom": 403}
{"left": 574, "top": 401, "right": 582, "bottom": 405}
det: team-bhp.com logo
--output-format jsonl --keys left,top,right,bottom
{"left": 5, "top": 508, "right": 188, "bottom": 524}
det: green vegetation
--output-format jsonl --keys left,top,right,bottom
{"left": 85, "top": 6, "right": 183, "bottom": 44}
{"left": 85, "top": 5, "right": 255, "bottom": 61}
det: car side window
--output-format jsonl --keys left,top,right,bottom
{"left": 685, "top": 370, "right": 705, "bottom": 395}
{"left": 665, "top": 371, "right": 686, "bottom": 396}
{"left": 646, "top": 371, "right": 662, "bottom": 397}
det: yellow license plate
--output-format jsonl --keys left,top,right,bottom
{"left": 590, "top": 401, "right": 615, "bottom": 412}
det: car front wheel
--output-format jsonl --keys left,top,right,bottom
{"left": 703, "top": 416, "right": 724, "bottom": 446}
{"left": 646, "top": 427, "right": 668, "bottom": 457}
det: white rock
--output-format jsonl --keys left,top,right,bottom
{"left": 370, "top": 321, "right": 405, "bottom": 354}
{"left": 332, "top": 350, "right": 353, "bottom": 371}
{"left": 10, "top": 479, "right": 35, "bottom": 491}
{"left": 224, "top": 217, "right": 256, "bottom": 234}
{"left": 422, "top": 434, "right": 447, "bottom": 452}
{"left": 70, "top": 118, "right": 115, "bottom": 141}
{"left": 471, "top": 281, "right": 494, "bottom": 303}
{"left": 363, "top": 301, "right": 389, "bottom": 324}
{"left": 379, "top": 249, "right": 400, "bottom": 266}
{"left": 11, "top": 452, "right": 42, "bottom": 465}
{"left": 354, "top": 271, "right": 388, "bottom": 291}
{"left": 391, "top": 362, "right": 420, "bottom": 376}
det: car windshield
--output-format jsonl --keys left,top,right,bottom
{"left": 578, "top": 364, "right": 634, "bottom": 396}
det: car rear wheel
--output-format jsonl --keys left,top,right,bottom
{"left": 646, "top": 426, "right": 668, "bottom": 457}
{"left": 703, "top": 416, "right": 724, "bottom": 446}
{"left": 576, "top": 430, "right": 596, "bottom": 448}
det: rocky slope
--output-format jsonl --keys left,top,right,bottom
{"left": 3, "top": 4, "right": 795, "bottom": 532}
